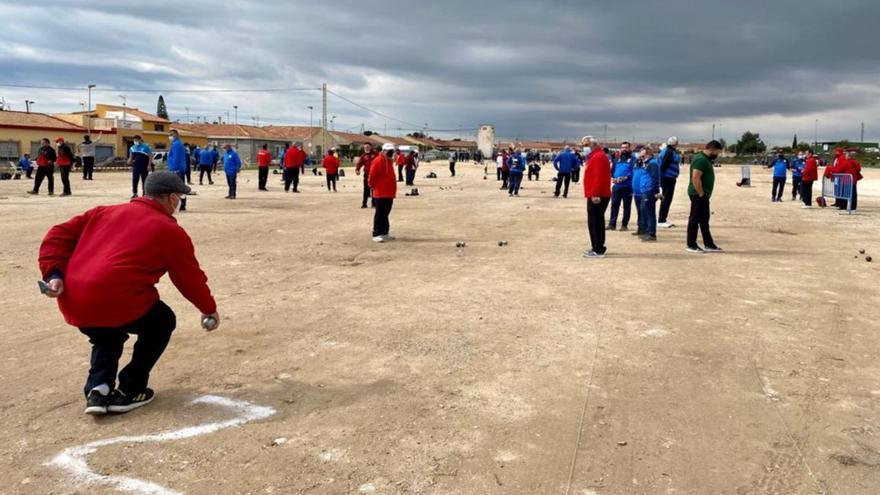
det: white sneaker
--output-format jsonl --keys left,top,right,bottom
{"left": 801, "top": 205, "right": 813, "bottom": 209}
{"left": 372, "top": 236, "right": 385, "bottom": 243}
{"left": 658, "top": 222, "right": 675, "bottom": 229}
{"left": 685, "top": 246, "right": 705, "bottom": 254}
{"left": 382, "top": 234, "right": 396, "bottom": 241}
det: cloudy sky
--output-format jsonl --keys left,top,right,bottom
{"left": 1, "top": 0, "right": 879, "bottom": 145}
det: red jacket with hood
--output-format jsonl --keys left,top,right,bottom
{"left": 583, "top": 149, "right": 612, "bottom": 198}
{"left": 38, "top": 198, "right": 217, "bottom": 328}
{"left": 368, "top": 154, "right": 397, "bottom": 198}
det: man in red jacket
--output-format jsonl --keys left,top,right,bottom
{"left": 368, "top": 143, "right": 398, "bottom": 242}
{"left": 582, "top": 136, "right": 612, "bottom": 258}
{"left": 800, "top": 149, "right": 819, "bottom": 208}
{"left": 38, "top": 171, "right": 219, "bottom": 416}
{"left": 322, "top": 148, "right": 340, "bottom": 192}
{"left": 355, "top": 142, "right": 378, "bottom": 208}
{"left": 256, "top": 143, "right": 272, "bottom": 191}
{"left": 55, "top": 137, "right": 75, "bottom": 196}
{"left": 283, "top": 143, "right": 306, "bottom": 193}
{"left": 28, "top": 138, "right": 56, "bottom": 195}
{"left": 825, "top": 148, "right": 861, "bottom": 210}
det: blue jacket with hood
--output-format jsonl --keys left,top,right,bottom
{"left": 658, "top": 146, "right": 681, "bottom": 179}
{"left": 223, "top": 148, "right": 241, "bottom": 175}
{"left": 638, "top": 157, "right": 661, "bottom": 196}
{"left": 167, "top": 138, "right": 187, "bottom": 173}
{"left": 553, "top": 150, "right": 579, "bottom": 173}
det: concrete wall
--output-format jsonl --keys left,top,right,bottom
{"left": 0, "top": 128, "right": 104, "bottom": 162}
{"left": 477, "top": 125, "right": 495, "bottom": 158}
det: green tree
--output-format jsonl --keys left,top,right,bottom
{"left": 792, "top": 134, "right": 798, "bottom": 149}
{"left": 731, "top": 131, "right": 767, "bottom": 155}
{"left": 156, "top": 95, "right": 169, "bottom": 119}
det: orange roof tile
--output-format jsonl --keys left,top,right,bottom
{"left": 0, "top": 110, "right": 87, "bottom": 131}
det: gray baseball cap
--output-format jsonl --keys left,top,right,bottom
{"left": 144, "top": 171, "right": 192, "bottom": 196}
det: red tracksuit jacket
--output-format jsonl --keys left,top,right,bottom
{"left": 356, "top": 151, "right": 377, "bottom": 175}
{"left": 283, "top": 147, "right": 305, "bottom": 169}
{"left": 583, "top": 150, "right": 612, "bottom": 198}
{"left": 38, "top": 198, "right": 217, "bottom": 328}
{"left": 803, "top": 157, "right": 819, "bottom": 182}
{"left": 323, "top": 155, "right": 340, "bottom": 175}
{"left": 256, "top": 149, "right": 272, "bottom": 167}
{"left": 368, "top": 154, "right": 397, "bottom": 199}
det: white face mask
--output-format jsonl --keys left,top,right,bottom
{"left": 134, "top": 141, "right": 141, "bottom": 146}
{"left": 583, "top": 146, "right": 592, "bottom": 155}
{"left": 168, "top": 136, "right": 174, "bottom": 142}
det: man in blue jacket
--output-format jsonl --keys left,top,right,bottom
{"left": 768, "top": 152, "right": 789, "bottom": 202}
{"left": 18, "top": 153, "right": 33, "bottom": 179}
{"left": 790, "top": 153, "right": 805, "bottom": 201}
{"left": 657, "top": 137, "right": 681, "bottom": 228}
{"left": 166, "top": 130, "right": 188, "bottom": 211}
{"left": 127, "top": 135, "right": 153, "bottom": 198}
{"left": 637, "top": 148, "right": 661, "bottom": 241}
{"left": 507, "top": 148, "right": 525, "bottom": 196}
{"left": 553, "top": 146, "right": 578, "bottom": 198}
{"left": 198, "top": 143, "right": 215, "bottom": 185}
{"left": 211, "top": 145, "right": 220, "bottom": 174}
{"left": 608, "top": 141, "right": 636, "bottom": 230}
{"left": 631, "top": 152, "right": 647, "bottom": 236}
{"left": 222, "top": 144, "right": 242, "bottom": 199}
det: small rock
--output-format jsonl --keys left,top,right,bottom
{"left": 271, "top": 437, "right": 287, "bottom": 446}
{"left": 617, "top": 441, "right": 628, "bottom": 446}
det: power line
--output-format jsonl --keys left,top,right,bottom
{"left": 0, "top": 83, "right": 320, "bottom": 94}
{"left": 325, "top": 89, "right": 426, "bottom": 130}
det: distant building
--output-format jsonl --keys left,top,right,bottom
{"left": 0, "top": 110, "right": 116, "bottom": 163}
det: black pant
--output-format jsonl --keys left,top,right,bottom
{"left": 59, "top": 166, "right": 72, "bottom": 194}
{"left": 772, "top": 177, "right": 786, "bottom": 200}
{"left": 496, "top": 168, "right": 502, "bottom": 181}
{"left": 326, "top": 173, "right": 338, "bottom": 191}
{"left": 78, "top": 300, "right": 176, "bottom": 397}
{"left": 791, "top": 177, "right": 802, "bottom": 200}
{"left": 658, "top": 177, "right": 676, "bottom": 223}
{"left": 372, "top": 197, "right": 393, "bottom": 237}
{"left": 801, "top": 180, "right": 813, "bottom": 206}
{"left": 405, "top": 169, "right": 415, "bottom": 186}
{"left": 554, "top": 172, "right": 571, "bottom": 197}
{"left": 226, "top": 173, "right": 237, "bottom": 198}
{"left": 132, "top": 164, "right": 149, "bottom": 195}
{"left": 33, "top": 165, "right": 54, "bottom": 193}
{"left": 500, "top": 169, "right": 509, "bottom": 189}
{"left": 449, "top": 162, "right": 456, "bottom": 177}
{"left": 174, "top": 171, "right": 188, "bottom": 210}
{"left": 199, "top": 166, "right": 213, "bottom": 185}
{"left": 25, "top": 168, "right": 33, "bottom": 178}
{"left": 185, "top": 163, "right": 192, "bottom": 184}
{"left": 82, "top": 156, "right": 95, "bottom": 180}
{"left": 362, "top": 175, "right": 373, "bottom": 207}
{"left": 398, "top": 165, "right": 404, "bottom": 182}
{"left": 528, "top": 165, "right": 540, "bottom": 181}
{"left": 609, "top": 187, "right": 633, "bottom": 228}
{"left": 586, "top": 197, "right": 610, "bottom": 254}
{"left": 687, "top": 195, "right": 716, "bottom": 248}
{"left": 258, "top": 167, "right": 269, "bottom": 190}
{"left": 283, "top": 167, "right": 300, "bottom": 192}
{"left": 572, "top": 168, "right": 580, "bottom": 183}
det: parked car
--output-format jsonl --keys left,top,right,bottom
{"left": 96, "top": 157, "right": 128, "bottom": 170}
{"left": 422, "top": 150, "right": 444, "bottom": 163}
{"left": 152, "top": 151, "right": 168, "bottom": 164}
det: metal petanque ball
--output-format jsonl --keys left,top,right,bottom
{"left": 867, "top": 256, "right": 873, "bottom": 263}
{"left": 202, "top": 316, "right": 217, "bottom": 330}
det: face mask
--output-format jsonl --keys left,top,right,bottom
{"left": 173, "top": 194, "right": 184, "bottom": 214}
{"left": 583, "top": 146, "right": 592, "bottom": 155}
{"left": 168, "top": 136, "right": 174, "bottom": 142}
{"left": 134, "top": 141, "right": 141, "bottom": 146}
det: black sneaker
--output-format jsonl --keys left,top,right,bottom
{"left": 108, "top": 388, "right": 155, "bottom": 413}
{"left": 631, "top": 230, "right": 645, "bottom": 236}
{"left": 686, "top": 246, "right": 705, "bottom": 254}
{"left": 85, "top": 390, "right": 110, "bottom": 415}
{"left": 704, "top": 245, "right": 724, "bottom": 253}
{"left": 607, "top": 225, "right": 617, "bottom": 231}
{"left": 642, "top": 235, "right": 657, "bottom": 242}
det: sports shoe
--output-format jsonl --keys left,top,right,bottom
{"left": 658, "top": 222, "right": 674, "bottom": 229}
{"left": 642, "top": 235, "right": 657, "bottom": 242}
{"left": 27, "top": 190, "right": 38, "bottom": 195}
{"left": 108, "top": 389, "right": 155, "bottom": 413}
{"left": 801, "top": 205, "right": 813, "bottom": 209}
{"left": 85, "top": 390, "right": 110, "bottom": 415}
{"left": 382, "top": 234, "right": 396, "bottom": 241}
{"left": 686, "top": 246, "right": 705, "bottom": 254}
{"left": 704, "top": 245, "right": 723, "bottom": 253}
{"left": 372, "top": 236, "right": 385, "bottom": 243}
{"left": 583, "top": 250, "right": 606, "bottom": 258}
{"left": 620, "top": 226, "right": 629, "bottom": 232}
{"left": 607, "top": 225, "right": 617, "bottom": 231}
{"left": 631, "top": 230, "right": 645, "bottom": 236}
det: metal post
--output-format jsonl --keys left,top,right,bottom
{"left": 233, "top": 105, "right": 238, "bottom": 149}
{"left": 321, "top": 83, "right": 327, "bottom": 158}
{"left": 87, "top": 84, "right": 95, "bottom": 137}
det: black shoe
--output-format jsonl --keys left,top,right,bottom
{"left": 361, "top": 204, "right": 367, "bottom": 209}
{"left": 27, "top": 190, "right": 38, "bottom": 195}
{"left": 85, "top": 390, "right": 110, "bottom": 415}
{"left": 620, "top": 226, "right": 629, "bottom": 232}
{"left": 642, "top": 235, "right": 657, "bottom": 242}
{"left": 631, "top": 230, "right": 645, "bottom": 236}
{"left": 60, "top": 192, "right": 71, "bottom": 197}
{"left": 108, "top": 388, "right": 155, "bottom": 413}
{"left": 607, "top": 225, "right": 617, "bottom": 231}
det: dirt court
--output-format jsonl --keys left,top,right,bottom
{"left": 1, "top": 162, "right": 878, "bottom": 495}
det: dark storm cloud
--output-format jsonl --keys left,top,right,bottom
{"left": 2, "top": 0, "right": 879, "bottom": 143}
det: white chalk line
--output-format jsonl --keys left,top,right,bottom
{"left": 46, "top": 395, "right": 276, "bottom": 495}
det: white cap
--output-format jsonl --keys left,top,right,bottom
{"left": 581, "top": 135, "right": 596, "bottom": 145}
{"left": 382, "top": 143, "right": 396, "bottom": 151}
{"left": 667, "top": 136, "right": 679, "bottom": 146}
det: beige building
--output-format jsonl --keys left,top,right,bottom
{"left": 0, "top": 110, "right": 116, "bottom": 163}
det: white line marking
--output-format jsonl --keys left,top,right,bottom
{"left": 46, "top": 395, "right": 276, "bottom": 495}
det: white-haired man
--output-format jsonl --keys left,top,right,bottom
{"left": 581, "top": 136, "right": 611, "bottom": 258}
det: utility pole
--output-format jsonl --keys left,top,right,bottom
{"left": 321, "top": 83, "right": 328, "bottom": 157}
{"left": 185, "top": 106, "right": 190, "bottom": 122}
{"left": 25, "top": 100, "right": 34, "bottom": 113}
{"left": 119, "top": 95, "right": 127, "bottom": 124}
{"left": 307, "top": 105, "right": 314, "bottom": 130}
{"left": 814, "top": 119, "right": 818, "bottom": 149}
{"left": 603, "top": 124, "right": 607, "bottom": 143}
{"left": 233, "top": 105, "right": 238, "bottom": 149}
{"left": 860, "top": 122, "right": 865, "bottom": 143}
{"left": 87, "top": 84, "right": 95, "bottom": 137}
{"left": 711, "top": 124, "right": 715, "bottom": 140}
